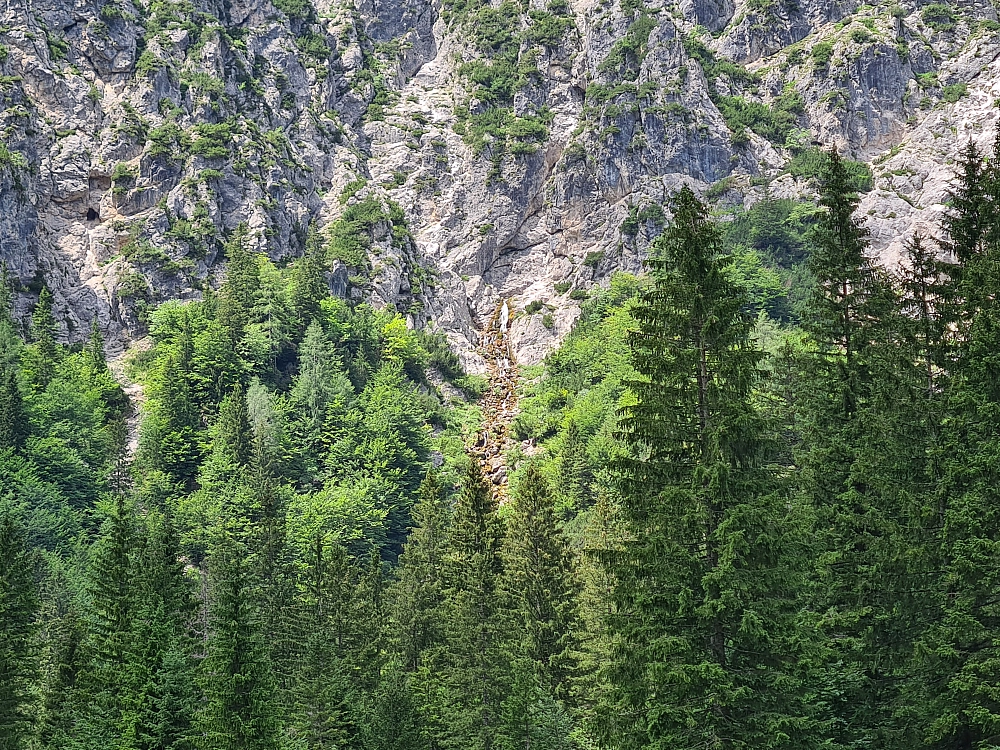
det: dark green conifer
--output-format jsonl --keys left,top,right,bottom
{"left": 393, "top": 470, "right": 450, "bottom": 672}
{"left": 29, "top": 287, "right": 59, "bottom": 388}
{"left": 0, "top": 506, "right": 39, "bottom": 750}
{"left": 290, "top": 224, "right": 329, "bottom": 333}
{"left": 0, "top": 364, "right": 25, "bottom": 453}
{"left": 556, "top": 419, "right": 590, "bottom": 511}
{"left": 440, "top": 459, "right": 507, "bottom": 750}
{"left": 604, "top": 186, "right": 818, "bottom": 750}
{"left": 217, "top": 224, "right": 260, "bottom": 342}
{"left": 200, "top": 534, "right": 281, "bottom": 750}
{"left": 504, "top": 463, "right": 582, "bottom": 703}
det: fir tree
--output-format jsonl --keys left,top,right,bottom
{"left": 504, "top": 463, "right": 582, "bottom": 704}
{"left": 556, "top": 420, "right": 590, "bottom": 511}
{"left": 29, "top": 287, "right": 59, "bottom": 388}
{"left": 800, "top": 152, "right": 913, "bottom": 746}
{"left": 121, "top": 510, "right": 198, "bottom": 750}
{"left": 0, "top": 506, "right": 39, "bottom": 750}
{"left": 440, "top": 460, "right": 508, "bottom": 750}
{"left": 292, "top": 321, "right": 353, "bottom": 461}
{"left": 200, "top": 534, "right": 281, "bottom": 750}
{"left": 0, "top": 363, "right": 25, "bottom": 453}
{"left": 287, "top": 536, "right": 362, "bottom": 749}
{"left": 217, "top": 224, "right": 260, "bottom": 343}
{"left": 290, "top": 224, "right": 329, "bottom": 333}
{"left": 393, "top": 470, "right": 451, "bottom": 672}
{"left": 85, "top": 317, "right": 108, "bottom": 374}
{"left": 604, "top": 186, "right": 818, "bottom": 750}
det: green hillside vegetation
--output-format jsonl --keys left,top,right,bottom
{"left": 5, "top": 145, "right": 1000, "bottom": 749}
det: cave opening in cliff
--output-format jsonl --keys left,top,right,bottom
{"left": 87, "top": 208, "right": 98, "bottom": 221}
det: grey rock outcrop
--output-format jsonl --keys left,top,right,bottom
{"left": 0, "top": 0, "right": 996, "bottom": 364}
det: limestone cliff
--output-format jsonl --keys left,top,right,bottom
{"left": 1, "top": 0, "right": 996, "bottom": 366}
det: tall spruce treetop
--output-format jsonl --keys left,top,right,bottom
{"left": 30, "top": 287, "right": 59, "bottom": 388}
{"left": 218, "top": 224, "right": 260, "bottom": 342}
{"left": 605, "top": 186, "right": 817, "bottom": 750}
{"left": 804, "top": 151, "right": 890, "bottom": 416}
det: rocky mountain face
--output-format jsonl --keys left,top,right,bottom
{"left": 2, "top": 0, "right": 998, "bottom": 367}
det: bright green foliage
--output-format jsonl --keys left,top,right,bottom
{"left": 0, "top": 506, "right": 38, "bottom": 750}
{"left": 604, "top": 186, "right": 818, "bottom": 749}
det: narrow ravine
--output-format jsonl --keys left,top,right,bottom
{"left": 473, "top": 299, "right": 520, "bottom": 497}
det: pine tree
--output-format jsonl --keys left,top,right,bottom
{"left": 215, "top": 383, "right": 252, "bottom": 470}
{"left": 287, "top": 536, "right": 363, "bottom": 749}
{"left": 0, "top": 506, "right": 39, "bottom": 750}
{"left": 200, "top": 534, "right": 281, "bottom": 750}
{"left": 799, "top": 152, "right": 912, "bottom": 746}
{"left": 901, "top": 136, "right": 1000, "bottom": 748}
{"left": 603, "top": 186, "right": 818, "bottom": 750}
{"left": 393, "top": 470, "right": 451, "bottom": 672}
{"left": 85, "top": 317, "right": 108, "bottom": 373}
{"left": 504, "top": 463, "right": 582, "bottom": 704}
{"left": 121, "top": 510, "right": 198, "bottom": 750}
{"left": 292, "top": 321, "right": 353, "bottom": 461}
{"left": 81, "top": 491, "right": 138, "bottom": 745}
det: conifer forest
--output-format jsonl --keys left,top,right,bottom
{"left": 7, "top": 140, "right": 1000, "bottom": 749}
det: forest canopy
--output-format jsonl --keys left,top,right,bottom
{"left": 4, "top": 143, "right": 1000, "bottom": 750}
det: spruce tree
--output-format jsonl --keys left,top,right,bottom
{"left": 217, "top": 224, "right": 260, "bottom": 343}
{"left": 287, "top": 536, "right": 362, "bottom": 749}
{"left": 440, "top": 459, "right": 508, "bottom": 750}
{"left": 200, "top": 534, "right": 281, "bottom": 750}
{"left": 603, "top": 186, "right": 818, "bottom": 750}
{"left": 903, "top": 136, "right": 1000, "bottom": 748}
{"left": 556, "top": 420, "right": 590, "bottom": 511}
{"left": 504, "top": 463, "right": 582, "bottom": 704}
{"left": 82, "top": 491, "right": 138, "bottom": 745}
{"left": 29, "top": 287, "right": 59, "bottom": 388}
{"left": 393, "top": 470, "right": 451, "bottom": 672}
{"left": 799, "top": 152, "right": 911, "bottom": 746}
{"left": 0, "top": 506, "right": 39, "bottom": 750}
{"left": 0, "top": 364, "right": 25, "bottom": 453}
{"left": 121, "top": 510, "right": 198, "bottom": 750}
{"left": 290, "top": 224, "right": 329, "bottom": 334}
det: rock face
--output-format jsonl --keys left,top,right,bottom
{"left": 1, "top": 0, "right": 996, "bottom": 364}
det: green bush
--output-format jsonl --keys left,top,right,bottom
{"left": 942, "top": 82, "right": 968, "bottom": 102}
{"left": 524, "top": 300, "right": 545, "bottom": 314}
{"left": 554, "top": 281, "right": 571, "bottom": 294}
{"left": 811, "top": 41, "right": 834, "bottom": 66}
{"left": 788, "top": 147, "right": 872, "bottom": 192}
{"left": 583, "top": 251, "right": 604, "bottom": 267}
{"left": 189, "top": 121, "right": 234, "bottom": 158}
{"left": 922, "top": 3, "right": 957, "bottom": 30}
{"left": 273, "top": 0, "right": 311, "bottom": 18}
{"left": 850, "top": 27, "right": 872, "bottom": 44}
